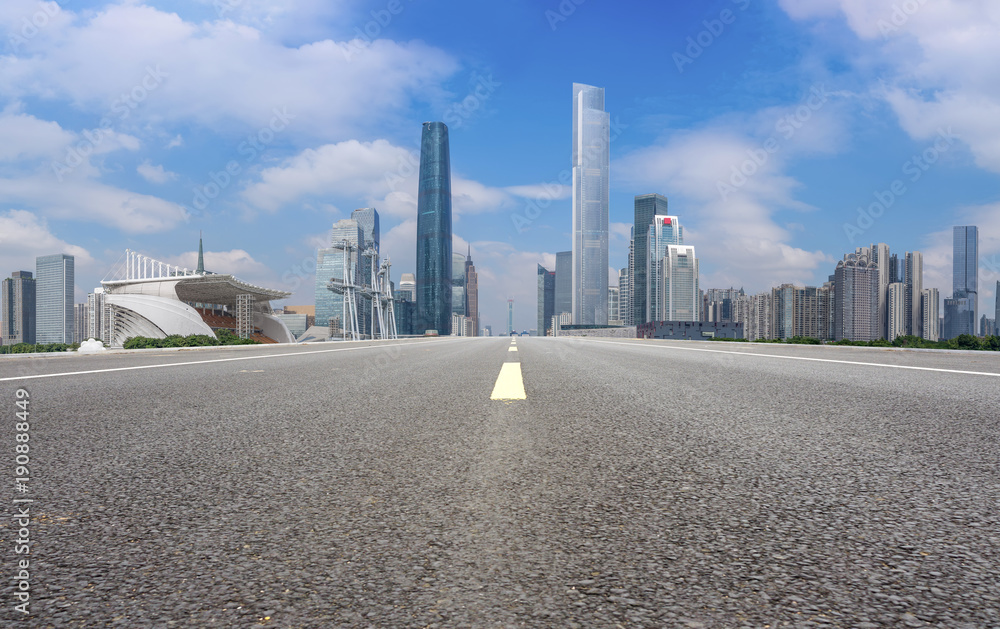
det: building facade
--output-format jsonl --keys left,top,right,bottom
{"left": 887, "top": 282, "right": 906, "bottom": 341}
{"left": 416, "top": 121, "right": 453, "bottom": 334}
{"left": 316, "top": 219, "right": 363, "bottom": 336}
{"left": 554, "top": 251, "right": 572, "bottom": 322}
{"left": 466, "top": 253, "right": 479, "bottom": 336}
{"left": 834, "top": 252, "right": 880, "bottom": 342}
{"left": 652, "top": 245, "right": 699, "bottom": 322}
{"left": 35, "top": 254, "right": 75, "bottom": 344}
{"left": 2, "top": 271, "right": 36, "bottom": 345}
{"left": 647, "top": 215, "right": 684, "bottom": 322}
{"left": 904, "top": 251, "right": 923, "bottom": 338}
{"left": 571, "top": 83, "right": 610, "bottom": 325}
{"left": 537, "top": 264, "right": 556, "bottom": 336}
{"left": 922, "top": 288, "right": 939, "bottom": 342}
{"left": 632, "top": 193, "right": 668, "bottom": 326}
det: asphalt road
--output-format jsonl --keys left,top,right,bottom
{"left": 1, "top": 337, "right": 999, "bottom": 627}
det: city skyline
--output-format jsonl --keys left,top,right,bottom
{"left": 1, "top": 1, "right": 999, "bottom": 333}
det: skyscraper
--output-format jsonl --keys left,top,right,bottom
{"left": 871, "top": 243, "right": 890, "bottom": 339}
{"left": 452, "top": 251, "right": 467, "bottom": 317}
{"left": 834, "top": 251, "right": 880, "bottom": 342}
{"left": 554, "top": 251, "right": 572, "bottom": 321}
{"left": 618, "top": 266, "right": 631, "bottom": 326}
{"left": 633, "top": 194, "right": 668, "bottom": 326}
{"left": 647, "top": 215, "right": 684, "bottom": 322}
{"left": 2, "top": 271, "right": 36, "bottom": 345}
{"left": 537, "top": 264, "right": 555, "bottom": 336}
{"left": 35, "top": 254, "right": 74, "bottom": 344}
{"left": 466, "top": 250, "right": 479, "bottom": 337}
{"left": 887, "top": 282, "right": 906, "bottom": 341}
{"left": 352, "top": 207, "right": 380, "bottom": 337}
{"left": 507, "top": 299, "right": 515, "bottom": 335}
{"left": 399, "top": 273, "right": 416, "bottom": 302}
{"left": 945, "top": 225, "right": 978, "bottom": 338}
{"left": 416, "top": 122, "right": 453, "bottom": 334}
{"left": 571, "top": 83, "right": 610, "bottom": 325}
{"left": 316, "top": 219, "right": 363, "bottom": 337}
{"left": 922, "top": 288, "right": 940, "bottom": 342}
{"left": 904, "top": 251, "right": 923, "bottom": 338}
{"left": 653, "top": 245, "right": 699, "bottom": 322}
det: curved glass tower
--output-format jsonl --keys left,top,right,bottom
{"left": 572, "top": 83, "right": 610, "bottom": 325}
{"left": 416, "top": 122, "right": 453, "bottom": 334}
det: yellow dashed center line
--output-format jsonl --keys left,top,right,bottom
{"left": 508, "top": 346, "right": 518, "bottom": 351}
{"left": 490, "top": 362, "right": 526, "bottom": 400}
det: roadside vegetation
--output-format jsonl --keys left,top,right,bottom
{"left": 0, "top": 342, "right": 79, "bottom": 354}
{"left": 707, "top": 334, "right": 1000, "bottom": 351}
{"left": 122, "top": 330, "right": 261, "bottom": 349}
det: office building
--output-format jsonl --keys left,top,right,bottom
{"left": 945, "top": 225, "right": 979, "bottom": 339}
{"left": 652, "top": 245, "right": 699, "bottom": 322}
{"left": 316, "top": 219, "right": 363, "bottom": 336}
{"left": 2, "top": 271, "right": 36, "bottom": 345}
{"left": 35, "top": 254, "right": 75, "bottom": 344}
{"left": 887, "top": 282, "right": 906, "bottom": 341}
{"left": 416, "top": 121, "right": 453, "bottom": 334}
{"left": 618, "top": 267, "right": 631, "bottom": 327}
{"left": 921, "top": 288, "right": 939, "bottom": 342}
{"left": 834, "top": 251, "right": 880, "bottom": 342}
{"left": 466, "top": 251, "right": 478, "bottom": 336}
{"left": 571, "top": 83, "right": 610, "bottom": 325}
{"left": 555, "top": 251, "right": 572, "bottom": 322}
{"left": 452, "top": 251, "right": 467, "bottom": 318}
{"left": 398, "top": 273, "right": 416, "bottom": 302}
{"left": 537, "top": 264, "right": 556, "bottom": 336}
{"left": 74, "top": 303, "right": 86, "bottom": 344}
{"left": 647, "top": 215, "right": 684, "bottom": 322}
{"left": 632, "top": 194, "right": 668, "bottom": 325}
{"left": 608, "top": 286, "right": 621, "bottom": 324}
{"left": 507, "top": 299, "right": 514, "bottom": 335}
{"left": 352, "top": 207, "right": 380, "bottom": 336}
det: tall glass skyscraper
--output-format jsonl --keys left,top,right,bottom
{"left": 656, "top": 245, "right": 699, "bottom": 322}
{"left": 352, "top": 207, "right": 379, "bottom": 336}
{"left": 633, "top": 194, "right": 668, "bottom": 326}
{"left": 537, "top": 264, "right": 555, "bottom": 336}
{"left": 647, "top": 215, "right": 684, "bottom": 322}
{"left": 953, "top": 225, "right": 978, "bottom": 324}
{"left": 416, "top": 121, "right": 452, "bottom": 334}
{"left": 2, "top": 271, "right": 36, "bottom": 345}
{"left": 35, "top": 254, "right": 74, "bottom": 344}
{"left": 571, "top": 83, "right": 610, "bottom": 325}
{"left": 554, "top": 251, "right": 572, "bottom": 320}
{"left": 315, "top": 218, "right": 362, "bottom": 335}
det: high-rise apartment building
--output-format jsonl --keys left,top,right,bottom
{"left": 747, "top": 292, "right": 772, "bottom": 341}
{"left": 537, "top": 264, "right": 555, "bottom": 336}
{"left": 399, "top": 273, "right": 416, "bottom": 302}
{"left": 922, "top": 288, "right": 940, "bottom": 342}
{"left": 887, "top": 282, "right": 906, "bottom": 341}
{"left": 2, "top": 271, "right": 36, "bottom": 345}
{"left": 35, "top": 254, "right": 75, "bottom": 344}
{"left": 571, "top": 83, "right": 610, "bottom": 325}
{"left": 904, "top": 251, "right": 923, "bottom": 338}
{"left": 834, "top": 251, "right": 880, "bottom": 342}
{"left": 618, "top": 267, "right": 631, "bottom": 326}
{"left": 871, "top": 243, "right": 890, "bottom": 339}
{"left": 416, "top": 121, "right": 453, "bottom": 334}
{"left": 554, "top": 251, "right": 572, "bottom": 321}
{"left": 632, "top": 194, "right": 668, "bottom": 326}
{"left": 608, "top": 286, "right": 621, "bottom": 324}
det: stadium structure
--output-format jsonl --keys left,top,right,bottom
{"left": 97, "top": 245, "right": 295, "bottom": 347}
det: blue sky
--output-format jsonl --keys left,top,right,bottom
{"left": 1, "top": 0, "right": 999, "bottom": 333}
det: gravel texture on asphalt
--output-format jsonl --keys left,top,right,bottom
{"left": 1, "top": 336, "right": 999, "bottom": 627}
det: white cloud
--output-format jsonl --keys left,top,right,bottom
{"left": 0, "top": 109, "right": 75, "bottom": 161}
{"left": 0, "top": 3, "right": 460, "bottom": 141}
{"left": 781, "top": 0, "right": 1000, "bottom": 174}
{"left": 137, "top": 160, "right": 177, "bottom": 183}
{"left": 0, "top": 210, "right": 95, "bottom": 281}
{"left": 165, "top": 134, "right": 184, "bottom": 149}
{"left": 160, "top": 248, "right": 277, "bottom": 285}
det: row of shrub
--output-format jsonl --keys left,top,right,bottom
{"left": 0, "top": 342, "right": 79, "bottom": 354}
{"left": 708, "top": 334, "right": 1000, "bottom": 351}
{"left": 122, "top": 329, "right": 261, "bottom": 349}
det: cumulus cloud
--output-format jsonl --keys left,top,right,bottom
{"left": 0, "top": 209, "right": 95, "bottom": 277}
{"left": 0, "top": 3, "right": 459, "bottom": 141}
{"left": 781, "top": 0, "right": 1000, "bottom": 174}
{"left": 160, "top": 248, "right": 278, "bottom": 285}
{"left": 137, "top": 160, "right": 176, "bottom": 183}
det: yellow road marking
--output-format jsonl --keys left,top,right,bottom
{"left": 490, "top": 362, "right": 526, "bottom": 400}
{"left": 508, "top": 347, "right": 518, "bottom": 351}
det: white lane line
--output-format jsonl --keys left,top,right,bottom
{"left": 490, "top": 362, "right": 526, "bottom": 400}
{"left": 0, "top": 339, "right": 458, "bottom": 382}
{"left": 581, "top": 339, "right": 1000, "bottom": 378}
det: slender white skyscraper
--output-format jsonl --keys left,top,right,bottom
{"left": 571, "top": 83, "right": 610, "bottom": 325}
